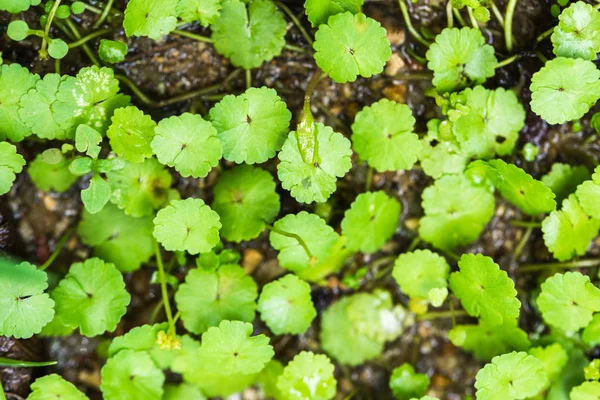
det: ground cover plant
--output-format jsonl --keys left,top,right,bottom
{"left": 1, "top": 0, "right": 600, "bottom": 399}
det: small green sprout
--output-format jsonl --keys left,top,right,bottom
{"left": 389, "top": 363, "right": 430, "bottom": 400}
{"left": 98, "top": 40, "right": 129, "bottom": 64}
{"left": 313, "top": 12, "right": 391, "bottom": 83}
{"left": 277, "top": 351, "right": 337, "bottom": 400}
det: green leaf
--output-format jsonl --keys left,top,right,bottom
{"left": 346, "top": 290, "right": 408, "bottom": 342}
{"left": 7, "top": 20, "right": 29, "bottom": 41}
{"left": 0, "top": 261, "right": 54, "bottom": 339}
{"left": 313, "top": 12, "right": 391, "bottom": 83}
{"left": 269, "top": 211, "right": 340, "bottom": 274}
{"left": 419, "top": 174, "right": 495, "bottom": 250}
{"left": 107, "top": 158, "right": 173, "bottom": 217}
{"left": 78, "top": 203, "right": 154, "bottom": 272}
{"left": 551, "top": 1, "right": 600, "bottom": 60}
{"left": 28, "top": 374, "right": 88, "bottom": 400}
{"left": 320, "top": 292, "right": 388, "bottom": 366}
{"left": 571, "top": 381, "right": 600, "bottom": 400}
{"left": 278, "top": 123, "right": 352, "bottom": 203}
{"left": 164, "top": 383, "right": 206, "bottom": 400}
{"left": 28, "top": 153, "right": 78, "bottom": 193}
{"left": 48, "top": 38, "right": 69, "bottom": 59}
{"left": 257, "top": 274, "right": 316, "bottom": 335}
{"left": 100, "top": 350, "right": 165, "bottom": 400}
{"left": 54, "top": 65, "right": 130, "bottom": 136}
{"left": 582, "top": 314, "right": 600, "bottom": 346}
{"left": 426, "top": 27, "right": 497, "bottom": 92}
{"left": 152, "top": 112, "right": 222, "bottom": 178}
{"left": 541, "top": 194, "right": 600, "bottom": 261}
{"left": 123, "top": 0, "right": 178, "bottom": 39}
{"left": 389, "top": 363, "right": 430, "bottom": 400}
{"left": 542, "top": 163, "right": 590, "bottom": 204}
{"left": 198, "top": 320, "right": 274, "bottom": 375}
{"left": 528, "top": 343, "right": 569, "bottom": 383}
{"left": 537, "top": 271, "right": 600, "bottom": 333}
{"left": 479, "top": 159, "right": 557, "bottom": 215}
{"left": 450, "top": 253, "right": 521, "bottom": 326}
{"left": 175, "top": 264, "right": 257, "bottom": 334}
{"left": 69, "top": 157, "right": 94, "bottom": 176}
{"left": 341, "top": 191, "right": 401, "bottom": 253}
{"left": 418, "top": 119, "right": 468, "bottom": 179}
{"left": 474, "top": 351, "right": 547, "bottom": 400}
{"left": 177, "top": 0, "right": 221, "bottom": 25}
{"left": 0, "top": 63, "right": 39, "bottom": 141}
{"left": 81, "top": 174, "right": 112, "bottom": 214}
{"left": 71, "top": 2, "right": 86, "bottom": 14}
{"left": 52, "top": 258, "right": 130, "bottom": 337}
{"left": 0, "top": 142, "right": 25, "bottom": 195}
{"left": 448, "top": 86, "right": 525, "bottom": 159}
{"left": 351, "top": 99, "right": 421, "bottom": 172}
{"left": 276, "top": 351, "right": 337, "bottom": 400}
{"left": 0, "top": 357, "right": 56, "bottom": 367}
{"left": 305, "top": 0, "right": 363, "bottom": 26}
{"left": 212, "top": 165, "right": 280, "bottom": 242}
{"left": 212, "top": 0, "right": 286, "bottom": 69}
{"left": 209, "top": 87, "right": 291, "bottom": 164}
{"left": 0, "top": 0, "right": 41, "bottom": 13}
{"left": 98, "top": 39, "right": 128, "bottom": 64}
{"left": 75, "top": 124, "right": 102, "bottom": 159}
{"left": 153, "top": 198, "right": 222, "bottom": 255}
{"left": 576, "top": 165, "right": 600, "bottom": 218}
{"left": 449, "top": 321, "right": 531, "bottom": 360}
{"left": 257, "top": 360, "right": 284, "bottom": 399}
{"left": 393, "top": 249, "right": 450, "bottom": 300}
{"left": 530, "top": 57, "right": 600, "bottom": 124}
{"left": 107, "top": 106, "right": 156, "bottom": 163}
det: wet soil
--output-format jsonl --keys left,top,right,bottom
{"left": 1, "top": 0, "right": 600, "bottom": 399}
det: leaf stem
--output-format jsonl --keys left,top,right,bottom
{"left": 284, "top": 43, "right": 305, "bottom": 53}
{"left": 490, "top": 2, "right": 505, "bottom": 27}
{"left": 505, "top": 0, "right": 518, "bottom": 52}
{"left": 79, "top": 2, "right": 103, "bottom": 13}
{"left": 417, "top": 309, "right": 469, "bottom": 321}
{"left": 407, "top": 236, "right": 421, "bottom": 252}
{"left": 245, "top": 68, "right": 252, "bottom": 89}
{"left": 39, "top": 228, "right": 73, "bottom": 271}
{"left": 536, "top": 26, "right": 554, "bottom": 43}
{"left": 115, "top": 75, "right": 156, "bottom": 105}
{"left": 535, "top": 51, "right": 548, "bottom": 63}
{"left": 154, "top": 241, "right": 176, "bottom": 335}
{"left": 467, "top": 7, "right": 479, "bottom": 29}
{"left": 92, "top": 0, "right": 114, "bottom": 28}
{"left": 68, "top": 28, "right": 111, "bottom": 48}
{"left": 495, "top": 53, "right": 519, "bottom": 69}
{"left": 0, "top": 357, "right": 57, "bottom": 367}
{"left": 274, "top": 0, "right": 314, "bottom": 46}
{"left": 453, "top": 8, "right": 467, "bottom": 27}
{"left": 446, "top": 0, "right": 454, "bottom": 28}
{"left": 398, "top": 0, "right": 430, "bottom": 47}
{"left": 40, "top": 0, "right": 62, "bottom": 59}
{"left": 519, "top": 259, "right": 600, "bottom": 273}
{"left": 265, "top": 224, "right": 315, "bottom": 263}
{"left": 365, "top": 166, "right": 373, "bottom": 191}
{"left": 391, "top": 71, "right": 434, "bottom": 80}
{"left": 513, "top": 226, "right": 533, "bottom": 260}
{"left": 510, "top": 220, "right": 542, "bottom": 228}
{"left": 172, "top": 29, "right": 213, "bottom": 43}
{"left": 63, "top": 19, "right": 100, "bottom": 66}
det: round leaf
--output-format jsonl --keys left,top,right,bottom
{"left": 100, "top": 350, "right": 165, "bottom": 400}
{"left": 276, "top": 352, "right": 336, "bottom": 400}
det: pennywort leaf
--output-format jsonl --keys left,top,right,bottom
{"left": 101, "top": 350, "right": 165, "bottom": 400}
{"left": 276, "top": 351, "right": 336, "bottom": 400}
{"left": 393, "top": 249, "right": 450, "bottom": 301}
{"left": 305, "top": 0, "right": 363, "bottom": 26}
{"left": 123, "top": 0, "right": 178, "bottom": 39}
{"left": 28, "top": 153, "right": 77, "bottom": 193}
{"left": 107, "top": 106, "right": 156, "bottom": 163}
{"left": 0, "top": 63, "right": 39, "bottom": 141}
{"left": 551, "top": 1, "right": 600, "bottom": 60}
{"left": 0, "top": 142, "right": 25, "bottom": 195}
{"left": 177, "top": 0, "right": 222, "bottom": 25}
{"left": 28, "top": 374, "right": 88, "bottom": 400}
{"left": 449, "top": 321, "right": 530, "bottom": 360}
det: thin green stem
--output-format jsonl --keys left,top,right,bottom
{"left": 407, "top": 236, "right": 421, "bottom": 252}
{"left": 513, "top": 226, "right": 533, "bottom": 260}
{"left": 80, "top": 2, "right": 103, "bottom": 13}
{"left": 417, "top": 309, "right": 469, "bottom": 321}
{"left": 172, "top": 29, "right": 213, "bottom": 43}
{"left": 496, "top": 53, "right": 519, "bottom": 68}
{"left": 265, "top": 224, "right": 315, "bottom": 262}
{"left": 536, "top": 51, "right": 548, "bottom": 63}
{"left": 154, "top": 242, "right": 176, "bottom": 335}
{"left": 505, "top": 0, "right": 518, "bottom": 52}
{"left": 536, "top": 26, "right": 554, "bottom": 42}
{"left": 39, "top": 229, "right": 73, "bottom": 271}
{"left": 40, "top": 0, "right": 62, "bottom": 59}
{"left": 173, "top": 311, "right": 181, "bottom": 325}
{"left": 391, "top": 71, "right": 433, "bottom": 80}
{"left": 284, "top": 43, "right": 305, "bottom": 53}
{"left": 68, "top": 28, "right": 111, "bottom": 48}
{"left": 274, "top": 0, "right": 314, "bottom": 46}
{"left": 446, "top": 0, "right": 454, "bottom": 28}
{"left": 245, "top": 68, "right": 252, "bottom": 89}
{"left": 115, "top": 75, "right": 156, "bottom": 105}
{"left": 520, "top": 259, "right": 600, "bottom": 273}
{"left": 55, "top": 58, "right": 61, "bottom": 74}
{"left": 511, "top": 220, "right": 542, "bottom": 228}
{"left": 0, "top": 381, "right": 5, "bottom": 400}
{"left": 398, "top": 0, "right": 430, "bottom": 47}
{"left": 92, "top": 0, "right": 114, "bottom": 28}
{"left": 158, "top": 82, "right": 230, "bottom": 107}
{"left": 467, "top": 7, "right": 479, "bottom": 29}
{"left": 453, "top": 8, "right": 466, "bottom": 26}
{"left": 365, "top": 166, "right": 373, "bottom": 191}
{"left": 490, "top": 2, "right": 505, "bottom": 27}
{"left": 63, "top": 19, "right": 100, "bottom": 66}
